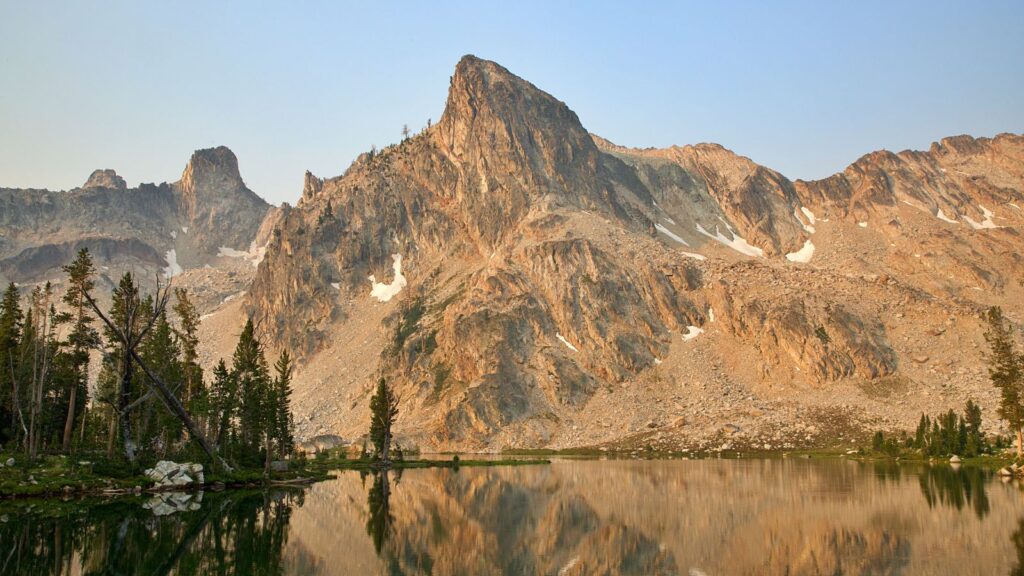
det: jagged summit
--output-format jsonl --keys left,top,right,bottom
{"left": 81, "top": 169, "right": 126, "bottom": 190}
{"left": 179, "top": 146, "right": 244, "bottom": 194}
{"left": 437, "top": 55, "right": 596, "bottom": 162}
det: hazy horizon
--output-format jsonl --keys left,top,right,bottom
{"left": 2, "top": 0, "right": 1022, "bottom": 205}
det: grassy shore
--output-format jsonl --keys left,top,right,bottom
{"left": 0, "top": 451, "right": 550, "bottom": 500}
{"left": 504, "top": 445, "right": 1023, "bottom": 470}
{"left": 0, "top": 452, "right": 334, "bottom": 499}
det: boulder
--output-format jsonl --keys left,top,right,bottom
{"left": 4, "top": 457, "right": 13, "bottom": 467}
{"left": 270, "top": 460, "right": 289, "bottom": 473}
{"left": 949, "top": 455, "right": 961, "bottom": 464}
{"left": 998, "top": 467, "right": 1014, "bottom": 477}
{"left": 144, "top": 461, "right": 204, "bottom": 487}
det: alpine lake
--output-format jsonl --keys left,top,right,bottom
{"left": 2, "top": 456, "right": 1023, "bottom": 575}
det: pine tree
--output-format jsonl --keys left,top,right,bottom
{"left": 172, "top": 288, "right": 203, "bottom": 407}
{"left": 0, "top": 282, "right": 23, "bottom": 445}
{"left": 232, "top": 319, "right": 272, "bottom": 463}
{"left": 138, "top": 307, "right": 184, "bottom": 455}
{"left": 105, "top": 273, "right": 144, "bottom": 462}
{"left": 24, "top": 284, "right": 59, "bottom": 460}
{"left": 273, "top": 350, "right": 295, "bottom": 457}
{"left": 59, "top": 248, "right": 99, "bottom": 451}
{"left": 965, "top": 399, "right": 984, "bottom": 456}
{"left": 914, "top": 413, "right": 929, "bottom": 450}
{"left": 210, "top": 359, "right": 239, "bottom": 451}
{"left": 984, "top": 306, "right": 1024, "bottom": 459}
{"left": 369, "top": 378, "right": 399, "bottom": 464}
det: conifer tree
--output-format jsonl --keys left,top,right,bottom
{"left": 59, "top": 248, "right": 99, "bottom": 451}
{"left": 984, "top": 306, "right": 1024, "bottom": 459}
{"left": 369, "top": 378, "right": 399, "bottom": 464}
{"left": 172, "top": 288, "right": 203, "bottom": 406}
{"left": 964, "top": 399, "right": 984, "bottom": 456}
{"left": 210, "top": 359, "right": 238, "bottom": 450}
{"left": 273, "top": 350, "right": 295, "bottom": 457}
{"left": 138, "top": 307, "right": 184, "bottom": 454}
{"left": 232, "top": 319, "right": 272, "bottom": 462}
{"left": 914, "top": 414, "right": 929, "bottom": 450}
{"left": 0, "top": 282, "right": 23, "bottom": 444}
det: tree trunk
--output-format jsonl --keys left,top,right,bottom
{"left": 264, "top": 433, "right": 272, "bottom": 477}
{"left": 120, "top": 348, "right": 135, "bottom": 463}
{"left": 78, "top": 404, "right": 87, "bottom": 445}
{"left": 106, "top": 412, "right": 116, "bottom": 458}
{"left": 61, "top": 383, "right": 77, "bottom": 452}
{"left": 1017, "top": 427, "right": 1023, "bottom": 461}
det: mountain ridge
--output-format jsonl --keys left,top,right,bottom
{"left": 237, "top": 55, "right": 1024, "bottom": 451}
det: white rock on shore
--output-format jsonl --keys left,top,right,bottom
{"left": 144, "top": 461, "right": 205, "bottom": 487}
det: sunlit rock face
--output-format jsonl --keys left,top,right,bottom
{"left": 244, "top": 55, "right": 1024, "bottom": 451}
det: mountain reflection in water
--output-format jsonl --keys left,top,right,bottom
{"left": 2, "top": 458, "right": 1023, "bottom": 575}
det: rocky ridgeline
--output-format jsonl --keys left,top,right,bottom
{"left": 244, "top": 55, "right": 1024, "bottom": 451}
{"left": 0, "top": 146, "right": 273, "bottom": 293}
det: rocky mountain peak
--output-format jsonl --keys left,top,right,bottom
{"left": 179, "top": 146, "right": 244, "bottom": 195}
{"left": 81, "top": 169, "right": 127, "bottom": 190}
{"left": 437, "top": 55, "right": 596, "bottom": 162}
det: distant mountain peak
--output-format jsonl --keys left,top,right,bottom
{"left": 81, "top": 169, "right": 126, "bottom": 190}
{"left": 180, "top": 146, "right": 243, "bottom": 193}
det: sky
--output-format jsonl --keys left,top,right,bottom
{"left": 1, "top": 1, "right": 1022, "bottom": 205}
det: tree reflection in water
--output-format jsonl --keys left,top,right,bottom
{"left": 917, "top": 464, "right": 991, "bottom": 520}
{"left": 366, "top": 469, "right": 394, "bottom": 555}
{"left": 0, "top": 489, "right": 303, "bottom": 576}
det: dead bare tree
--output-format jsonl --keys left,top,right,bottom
{"left": 84, "top": 277, "right": 231, "bottom": 471}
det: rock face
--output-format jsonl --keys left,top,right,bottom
{"left": 0, "top": 146, "right": 273, "bottom": 290}
{"left": 242, "top": 55, "right": 1024, "bottom": 451}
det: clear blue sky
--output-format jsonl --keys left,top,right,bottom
{"left": 2, "top": 1, "right": 1021, "bottom": 204}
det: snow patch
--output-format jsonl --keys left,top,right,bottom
{"left": 858, "top": 222, "right": 868, "bottom": 228}
{"left": 219, "top": 242, "right": 267, "bottom": 269}
{"left": 800, "top": 206, "right": 817, "bottom": 225}
{"left": 556, "top": 333, "right": 579, "bottom": 353}
{"left": 218, "top": 246, "right": 249, "bottom": 258}
{"left": 1009, "top": 203, "right": 1022, "bottom": 211}
{"left": 330, "top": 282, "right": 340, "bottom": 290}
{"left": 162, "top": 249, "right": 183, "bottom": 278}
{"left": 682, "top": 326, "right": 704, "bottom": 341}
{"left": 964, "top": 205, "right": 999, "bottom": 230}
{"left": 681, "top": 251, "right": 706, "bottom": 261}
{"left": 181, "top": 226, "right": 188, "bottom": 234}
{"left": 654, "top": 358, "right": 663, "bottom": 365}
{"left": 935, "top": 208, "right": 958, "bottom": 224}
{"left": 695, "top": 223, "right": 763, "bottom": 257}
{"left": 655, "top": 223, "right": 689, "bottom": 246}
{"left": 170, "top": 230, "right": 177, "bottom": 239}
{"left": 708, "top": 307, "right": 715, "bottom": 323}
{"left": 662, "top": 215, "right": 677, "bottom": 225}
{"left": 368, "top": 254, "right": 407, "bottom": 302}
{"left": 785, "top": 239, "right": 815, "bottom": 263}
{"left": 796, "top": 207, "right": 816, "bottom": 233}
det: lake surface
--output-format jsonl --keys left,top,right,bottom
{"left": 2, "top": 458, "right": 1023, "bottom": 575}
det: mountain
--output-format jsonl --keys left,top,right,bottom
{"left": 238, "top": 55, "right": 1024, "bottom": 452}
{"left": 0, "top": 146, "right": 277, "bottom": 305}
{"left": 3, "top": 56, "right": 1020, "bottom": 453}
